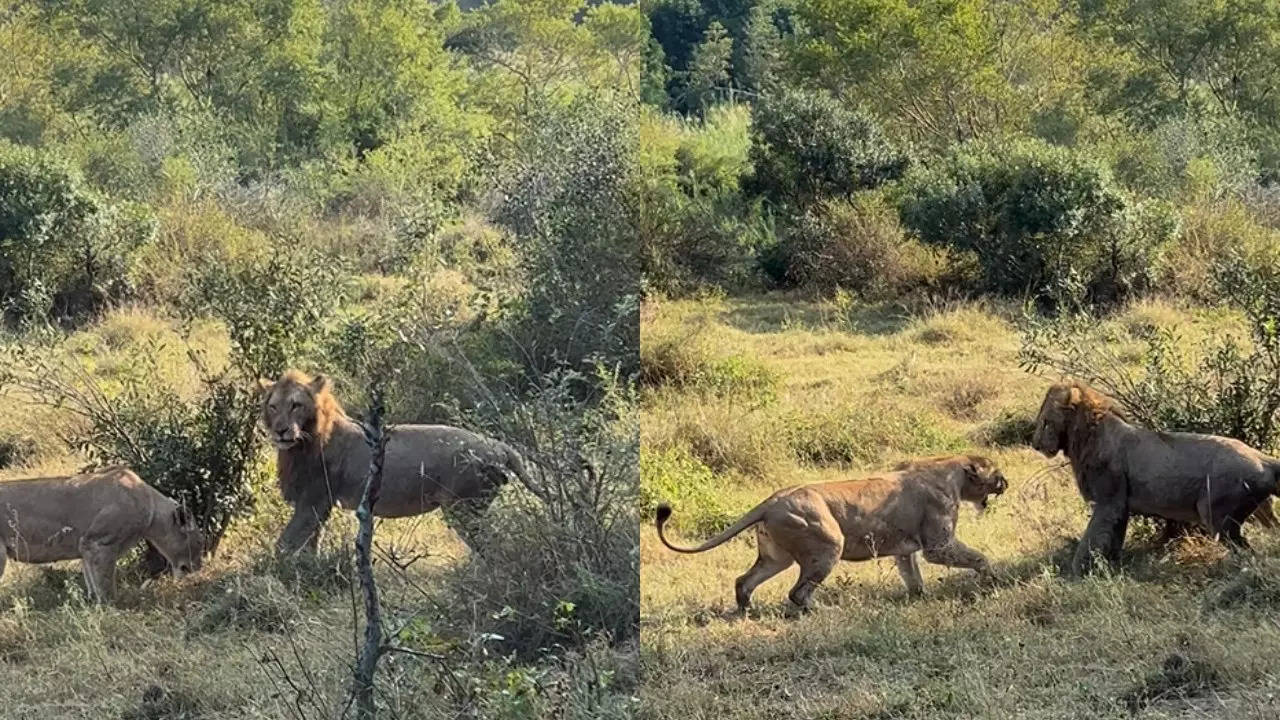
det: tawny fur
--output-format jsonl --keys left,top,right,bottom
{"left": 0, "top": 466, "right": 204, "bottom": 602}
{"left": 260, "top": 370, "right": 533, "bottom": 555}
{"left": 656, "top": 455, "right": 1008, "bottom": 611}
{"left": 1032, "top": 380, "right": 1280, "bottom": 574}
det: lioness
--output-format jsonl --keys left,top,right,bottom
{"left": 656, "top": 455, "right": 1007, "bottom": 611}
{"left": 1033, "top": 381, "right": 1280, "bottom": 573}
{"left": 0, "top": 466, "right": 204, "bottom": 601}
{"left": 260, "top": 370, "right": 535, "bottom": 555}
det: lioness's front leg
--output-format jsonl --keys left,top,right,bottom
{"left": 894, "top": 553, "right": 924, "bottom": 596}
{"left": 79, "top": 540, "right": 120, "bottom": 602}
{"left": 920, "top": 519, "right": 991, "bottom": 577}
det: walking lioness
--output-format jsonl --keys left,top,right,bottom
{"left": 0, "top": 466, "right": 204, "bottom": 601}
{"left": 656, "top": 455, "right": 1007, "bottom": 611}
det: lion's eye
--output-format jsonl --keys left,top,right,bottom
{"left": 291, "top": 401, "right": 301, "bottom": 411}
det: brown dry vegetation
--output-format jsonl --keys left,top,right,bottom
{"left": 639, "top": 294, "right": 1280, "bottom": 720}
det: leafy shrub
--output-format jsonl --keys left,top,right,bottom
{"left": 0, "top": 141, "right": 154, "bottom": 325}
{"left": 781, "top": 194, "right": 978, "bottom": 298}
{"left": 437, "top": 368, "right": 638, "bottom": 655}
{"left": 1021, "top": 252, "right": 1280, "bottom": 453}
{"left": 747, "top": 87, "right": 910, "bottom": 207}
{"left": 897, "top": 138, "right": 1173, "bottom": 304}
{"left": 639, "top": 446, "right": 732, "bottom": 534}
{"left": 491, "top": 96, "right": 641, "bottom": 381}
{"left": 182, "top": 249, "right": 350, "bottom": 379}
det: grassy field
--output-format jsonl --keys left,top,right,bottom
{"left": 0, "top": 308, "right": 635, "bottom": 720}
{"left": 639, "top": 294, "right": 1280, "bottom": 720}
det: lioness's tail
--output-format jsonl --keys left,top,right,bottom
{"left": 655, "top": 500, "right": 770, "bottom": 554}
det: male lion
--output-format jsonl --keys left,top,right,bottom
{"left": 259, "top": 370, "right": 533, "bottom": 555}
{"left": 655, "top": 455, "right": 1007, "bottom": 611}
{"left": 1032, "top": 381, "right": 1280, "bottom": 574}
{"left": 0, "top": 466, "right": 204, "bottom": 601}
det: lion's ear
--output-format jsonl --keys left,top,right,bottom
{"left": 1067, "top": 386, "right": 1082, "bottom": 406}
{"left": 257, "top": 378, "right": 273, "bottom": 393}
{"left": 309, "top": 374, "right": 331, "bottom": 395}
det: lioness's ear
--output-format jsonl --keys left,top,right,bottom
{"left": 309, "top": 374, "right": 330, "bottom": 394}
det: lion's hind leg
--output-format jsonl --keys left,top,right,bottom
{"left": 734, "top": 526, "right": 793, "bottom": 612}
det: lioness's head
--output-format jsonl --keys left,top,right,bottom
{"left": 1032, "top": 381, "right": 1113, "bottom": 457}
{"left": 956, "top": 455, "right": 1007, "bottom": 512}
{"left": 897, "top": 454, "right": 1007, "bottom": 511}
{"left": 257, "top": 370, "right": 340, "bottom": 451}
{"left": 152, "top": 504, "right": 205, "bottom": 577}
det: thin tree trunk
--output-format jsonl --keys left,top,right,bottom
{"left": 353, "top": 389, "right": 388, "bottom": 719}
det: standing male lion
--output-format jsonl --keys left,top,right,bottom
{"left": 1032, "top": 381, "right": 1280, "bottom": 574}
{"left": 259, "top": 370, "right": 533, "bottom": 555}
{"left": 656, "top": 454, "right": 1007, "bottom": 612}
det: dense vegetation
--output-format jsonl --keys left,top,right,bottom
{"left": 637, "top": 0, "right": 1280, "bottom": 306}
{"left": 1, "top": 1, "right": 642, "bottom": 717}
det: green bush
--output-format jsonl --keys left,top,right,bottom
{"left": 491, "top": 96, "right": 641, "bottom": 382}
{"left": 897, "top": 138, "right": 1172, "bottom": 304}
{"left": 437, "top": 369, "right": 638, "bottom": 656}
{"left": 747, "top": 87, "right": 910, "bottom": 208}
{"left": 782, "top": 194, "right": 978, "bottom": 298}
{"left": 0, "top": 141, "right": 154, "bottom": 325}
{"left": 639, "top": 446, "right": 732, "bottom": 535}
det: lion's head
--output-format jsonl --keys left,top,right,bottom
{"left": 257, "top": 370, "right": 342, "bottom": 451}
{"left": 152, "top": 504, "right": 205, "bottom": 578}
{"left": 1032, "top": 381, "right": 1113, "bottom": 457}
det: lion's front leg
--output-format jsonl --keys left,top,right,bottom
{"left": 1073, "top": 501, "right": 1128, "bottom": 575}
{"left": 277, "top": 498, "right": 332, "bottom": 557}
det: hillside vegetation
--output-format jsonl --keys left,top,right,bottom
{"left": 639, "top": 294, "right": 1280, "bottom": 719}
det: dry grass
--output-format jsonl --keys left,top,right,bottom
{"left": 640, "top": 294, "right": 1280, "bottom": 719}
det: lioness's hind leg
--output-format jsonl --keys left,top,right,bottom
{"left": 734, "top": 528, "right": 793, "bottom": 611}
{"left": 895, "top": 553, "right": 924, "bottom": 597}
{"left": 787, "top": 543, "right": 840, "bottom": 612}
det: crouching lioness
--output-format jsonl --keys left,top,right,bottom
{"left": 656, "top": 455, "right": 1007, "bottom": 611}
{"left": 0, "top": 466, "right": 204, "bottom": 601}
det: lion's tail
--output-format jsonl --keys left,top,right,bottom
{"left": 502, "top": 446, "right": 548, "bottom": 503}
{"left": 655, "top": 499, "right": 770, "bottom": 554}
